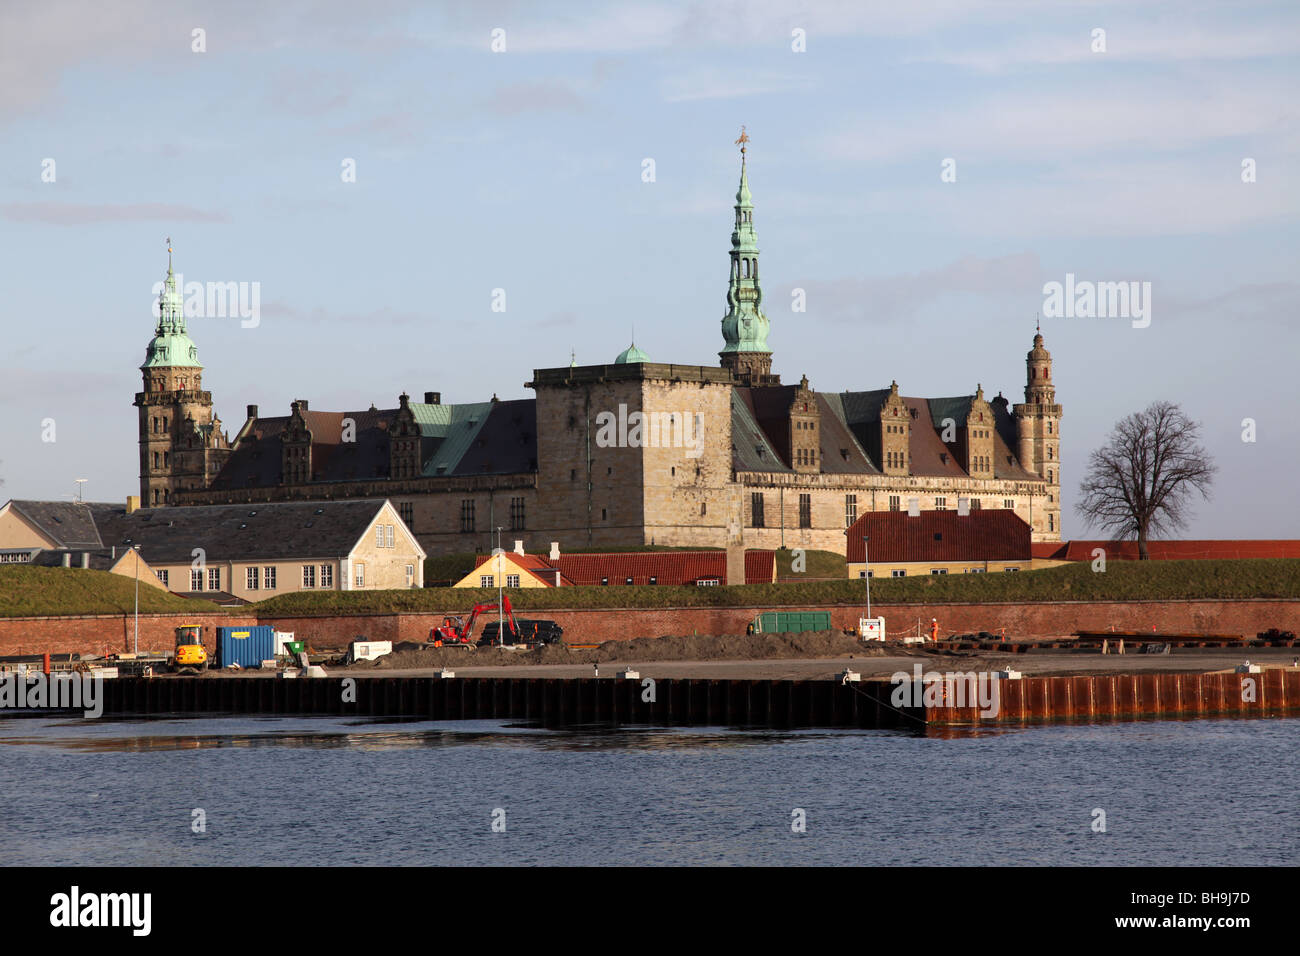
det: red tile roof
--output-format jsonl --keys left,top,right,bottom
{"left": 1049, "top": 540, "right": 1300, "bottom": 561}
{"left": 844, "top": 510, "right": 1032, "bottom": 563}
{"left": 474, "top": 550, "right": 776, "bottom": 585}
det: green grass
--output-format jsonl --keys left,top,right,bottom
{"left": 0, "top": 565, "right": 220, "bottom": 618}
{"left": 254, "top": 559, "right": 1300, "bottom": 617}
{"left": 775, "top": 548, "right": 847, "bottom": 581}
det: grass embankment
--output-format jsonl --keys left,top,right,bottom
{"left": 0, "top": 565, "right": 220, "bottom": 618}
{"left": 257, "top": 559, "right": 1300, "bottom": 618}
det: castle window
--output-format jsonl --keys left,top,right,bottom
{"left": 889, "top": 495, "right": 900, "bottom": 511}
{"left": 1047, "top": 422, "right": 1053, "bottom": 434}
{"left": 163, "top": 452, "right": 169, "bottom": 468}
{"left": 399, "top": 502, "right": 414, "bottom": 527}
{"left": 246, "top": 567, "right": 259, "bottom": 590}
{"left": 264, "top": 567, "right": 276, "bottom": 589}
{"left": 208, "top": 567, "right": 220, "bottom": 590}
{"left": 321, "top": 564, "right": 333, "bottom": 588}
{"left": 1004, "top": 499, "right": 1014, "bottom": 509}
{"left": 510, "top": 497, "right": 526, "bottom": 531}
{"left": 460, "top": 500, "right": 476, "bottom": 533}
{"left": 936, "top": 497, "right": 947, "bottom": 510}
{"left": 1049, "top": 514, "right": 1055, "bottom": 532}
{"left": 798, "top": 493, "right": 811, "bottom": 528}
{"left": 153, "top": 452, "right": 160, "bottom": 468}
{"left": 700, "top": 502, "right": 707, "bottom": 516}
{"left": 191, "top": 569, "right": 202, "bottom": 591}
{"left": 844, "top": 494, "right": 857, "bottom": 527}
{"left": 386, "top": 524, "right": 395, "bottom": 548}
{"left": 751, "top": 492, "right": 765, "bottom": 528}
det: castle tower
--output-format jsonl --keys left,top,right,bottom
{"left": 1013, "top": 328, "right": 1063, "bottom": 538}
{"left": 719, "top": 128, "right": 774, "bottom": 384}
{"left": 133, "top": 243, "right": 229, "bottom": 506}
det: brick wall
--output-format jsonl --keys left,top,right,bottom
{"left": 261, "top": 599, "right": 1300, "bottom": 650}
{"left": 7, "top": 600, "right": 1296, "bottom": 657}
{"left": 0, "top": 612, "right": 257, "bottom": 657}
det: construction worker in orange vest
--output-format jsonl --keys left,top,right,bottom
{"left": 930, "top": 618, "right": 939, "bottom": 642}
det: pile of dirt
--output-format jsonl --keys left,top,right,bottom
{"left": 359, "top": 631, "right": 887, "bottom": 670}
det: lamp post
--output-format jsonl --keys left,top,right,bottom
{"left": 496, "top": 526, "right": 504, "bottom": 647}
{"left": 132, "top": 545, "right": 141, "bottom": 655}
{"left": 863, "top": 535, "right": 871, "bottom": 622}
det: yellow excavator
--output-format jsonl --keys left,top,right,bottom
{"left": 172, "top": 624, "right": 208, "bottom": 673}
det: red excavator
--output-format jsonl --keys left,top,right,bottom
{"left": 429, "top": 596, "right": 520, "bottom": 647}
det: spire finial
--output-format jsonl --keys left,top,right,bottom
{"left": 735, "top": 125, "right": 749, "bottom": 156}
{"left": 166, "top": 235, "right": 173, "bottom": 275}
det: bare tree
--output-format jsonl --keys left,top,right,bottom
{"left": 1076, "top": 401, "right": 1216, "bottom": 559}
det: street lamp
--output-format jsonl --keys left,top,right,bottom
{"left": 132, "top": 545, "right": 141, "bottom": 655}
{"left": 863, "top": 535, "right": 871, "bottom": 622}
{"left": 496, "top": 526, "right": 504, "bottom": 647}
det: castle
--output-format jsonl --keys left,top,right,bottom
{"left": 135, "top": 146, "right": 1062, "bottom": 557}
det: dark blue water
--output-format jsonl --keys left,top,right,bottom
{"left": 0, "top": 715, "right": 1294, "bottom": 866}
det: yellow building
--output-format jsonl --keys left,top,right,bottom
{"left": 844, "top": 508, "right": 1035, "bottom": 578}
{"left": 1, "top": 497, "right": 424, "bottom": 603}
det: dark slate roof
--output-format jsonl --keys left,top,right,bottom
{"left": 845, "top": 510, "right": 1032, "bottom": 563}
{"left": 5, "top": 500, "right": 108, "bottom": 549}
{"left": 731, "top": 391, "right": 791, "bottom": 472}
{"left": 209, "top": 400, "right": 537, "bottom": 491}
{"left": 30, "top": 549, "right": 122, "bottom": 572}
{"left": 91, "top": 499, "right": 396, "bottom": 564}
{"left": 814, "top": 394, "right": 878, "bottom": 474}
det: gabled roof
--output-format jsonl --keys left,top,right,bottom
{"left": 474, "top": 550, "right": 777, "bottom": 586}
{"left": 2, "top": 500, "right": 109, "bottom": 549}
{"left": 91, "top": 499, "right": 414, "bottom": 564}
{"left": 209, "top": 399, "right": 537, "bottom": 491}
{"left": 1051, "top": 540, "right": 1300, "bottom": 561}
{"left": 845, "top": 510, "right": 1032, "bottom": 563}
{"left": 736, "top": 385, "right": 1043, "bottom": 481}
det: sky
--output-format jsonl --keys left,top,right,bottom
{"left": 0, "top": 0, "right": 1297, "bottom": 539}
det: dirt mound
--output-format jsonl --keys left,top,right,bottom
{"left": 359, "top": 631, "right": 885, "bottom": 670}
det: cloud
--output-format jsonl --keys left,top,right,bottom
{"left": 0, "top": 202, "right": 229, "bottom": 224}
{"left": 480, "top": 81, "right": 587, "bottom": 115}
{"left": 795, "top": 252, "right": 1043, "bottom": 324}
{"left": 260, "top": 301, "right": 428, "bottom": 327}
{"left": 661, "top": 68, "right": 816, "bottom": 103}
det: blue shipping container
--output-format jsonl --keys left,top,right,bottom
{"left": 217, "top": 625, "right": 277, "bottom": 668}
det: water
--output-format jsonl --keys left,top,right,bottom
{"left": 0, "top": 715, "right": 1294, "bottom": 866}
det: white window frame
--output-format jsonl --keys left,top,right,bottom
{"left": 302, "top": 565, "right": 316, "bottom": 588}
{"left": 355, "top": 563, "right": 365, "bottom": 588}
{"left": 264, "top": 566, "right": 276, "bottom": 589}
{"left": 320, "top": 564, "right": 333, "bottom": 588}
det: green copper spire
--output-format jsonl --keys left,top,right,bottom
{"left": 719, "top": 127, "right": 773, "bottom": 382}
{"left": 141, "top": 239, "right": 202, "bottom": 370}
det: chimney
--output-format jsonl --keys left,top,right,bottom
{"left": 957, "top": 498, "right": 971, "bottom": 516}
{"left": 424, "top": 391, "right": 441, "bottom": 405}
{"left": 293, "top": 399, "right": 308, "bottom": 411}
{"left": 80, "top": 553, "right": 89, "bottom": 569}
{"left": 514, "top": 539, "right": 524, "bottom": 556}
{"left": 246, "top": 404, "right": 259, "bottom": 419}
{"left": 907, "top": 498, "right": 920, "bottom": 517}
{"left": 549, "top": 541, "right": 560, "bottom": 561}
{"left": 62, "top": 553, "right": 70, "bottom": 567}
{"left": 126, "top": 495, "right": 140, "bottom": 514}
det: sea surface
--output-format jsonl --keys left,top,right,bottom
{"left": 0, "top": 715, "right": 1294, "bottom": 866}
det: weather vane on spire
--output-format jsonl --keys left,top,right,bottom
{"left": 735, "top": 126, "right": 749, "bottom": 155}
